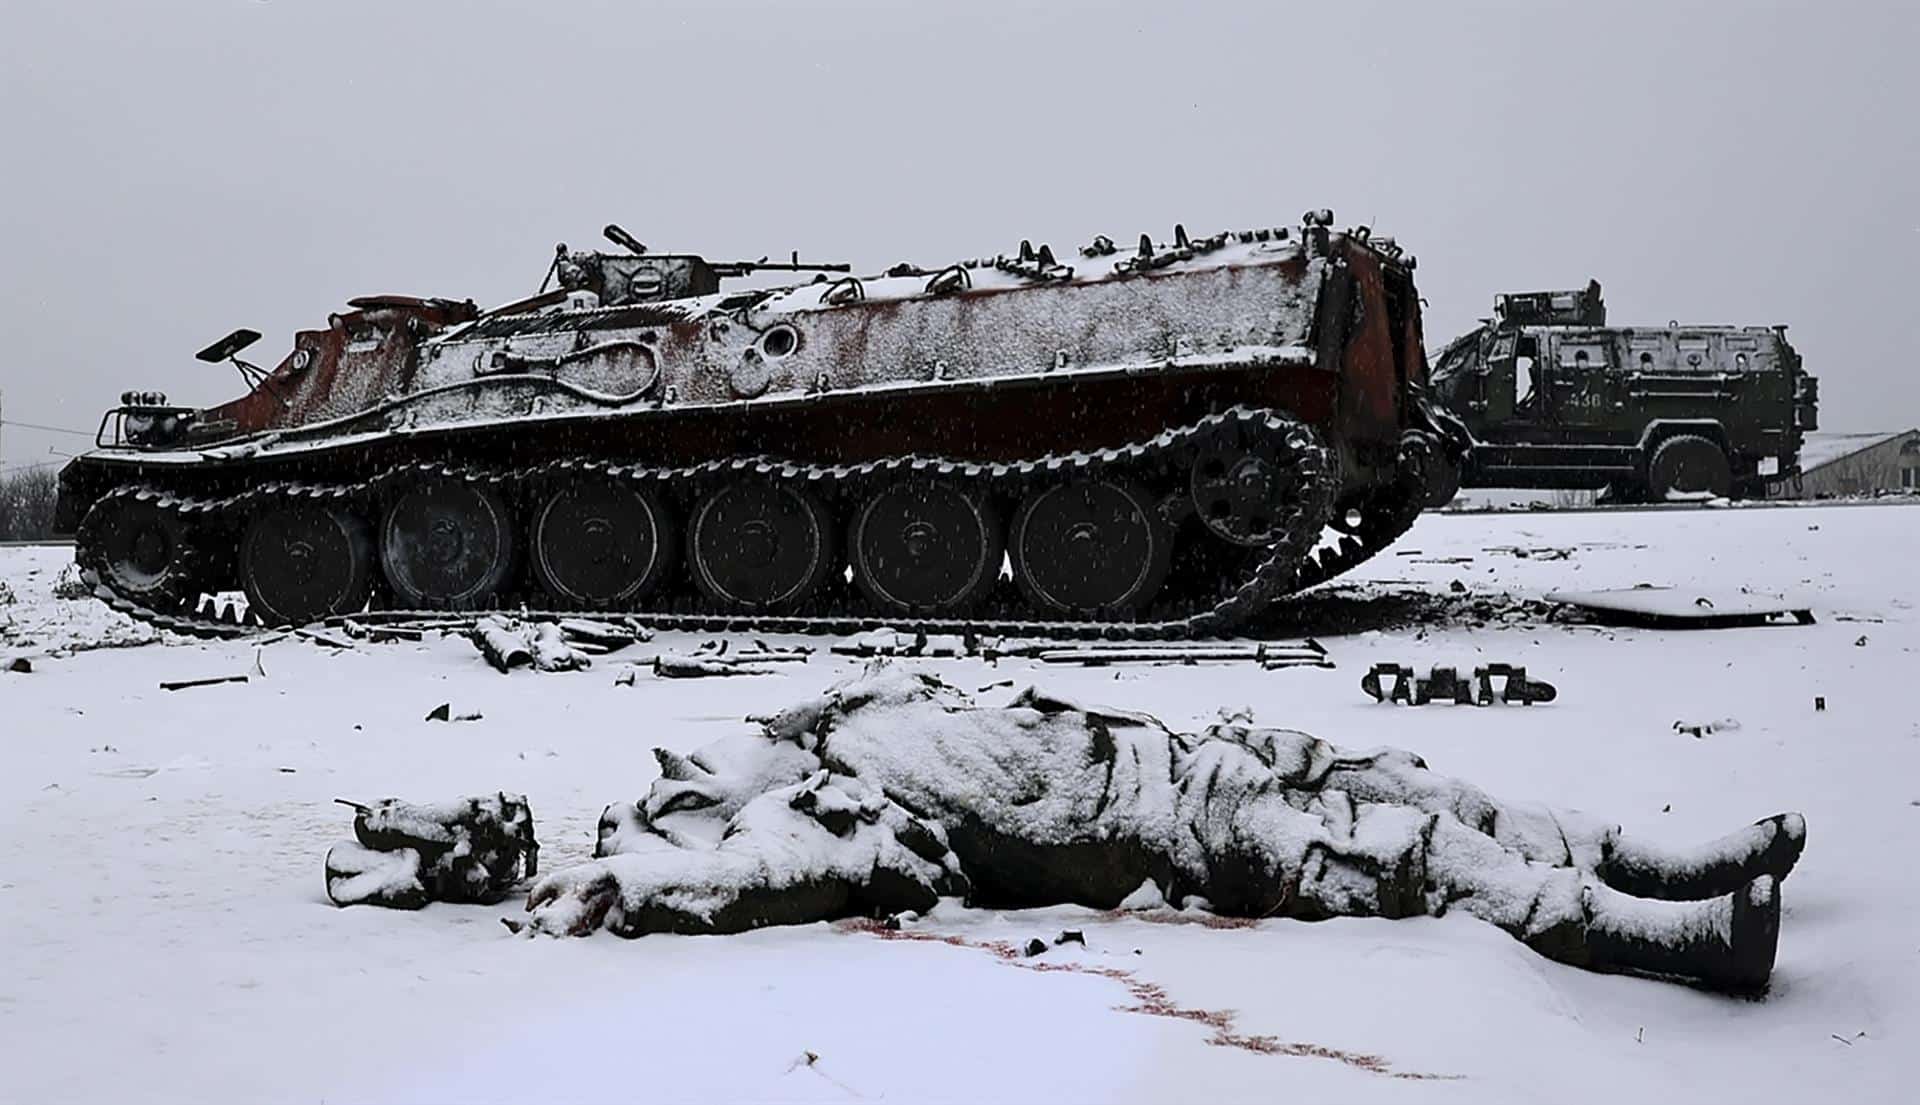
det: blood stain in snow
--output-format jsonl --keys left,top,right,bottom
{"left": 837, "top": 919, "right": 1460, "bottom": 1080}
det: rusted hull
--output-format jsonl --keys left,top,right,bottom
{"left": 59, "top": 217, "right": 1461, "bottom": 642}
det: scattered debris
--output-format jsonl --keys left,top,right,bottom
{"left": 1055, "top": 929, "right": 1086, "bottom": 947}
{"left": 1035, "top": 639, "right": 1329, "bottom": 669}
{"left": 556, "top": 618, "right": 652, "bottom": 652}
{"left": 1547, "top": 586, "right": 1815, "bottom": 629}
{"left": 159, "top": 674, "right": 249, "bottom": 692}
{"left": 1485, "top": 544, "right": 1574, "bottom": 560}
{"left": 654, "top": 653, "right": 773, "bottom": 678}
{"left": 424, "top": 703, "right": 484, "bottom": 723}
{"left": 471, "top": 619, "right": 532, "bottom": 671}
{"left": 1830, "top": 1031, "right": 1868, "bottom": 1046}
{"left": 732, "top": 640, "right": 812, "bottom": 663}
{"left": 1815, "top": 696, "right": 1826, "bottom": 712}
{"left": 295, "top": 628, "right": 357, "bottom": 650}
{"left": 468, "top": 616, "right": 592, "bottom": 673}
{"left": 95, "top": 766, "right": 159, "bottom": 779}
{"left": 976, "top": 679, "right": 1015, "bottom": 692}
{"left": 529, "top": 622, "right": 588, "bottom": 671}
{"left": 0, "top": 581, "right": 15, "bottom": 606}
{"left": 1023, "top": 938, "right": 1048, "bottom": 957}
{"left": 614, "top": 669, "right": 637, "bottom": 687}
{"left": 1855, "top": 635, "right": 1869, "bottom": 648}
{"left": 339, "top": 621, "right": 426, "bottom": 643}
{"left": 1673, "top": 718, "right": 1741, "bottom": 739}
{"left": 1362, "top": 663, "right": 1556, "bottom": 705}
{"left": 646, "top": 639, "right": 800, "bottom": 678}
{"left": 50, "top": 564, "right": 91, "bottom": 600}
{"left": 830, "top": 627, "right": 970, "bottom": 657}
{"left": 7, "top": 656, "right": 31, "bottom": 674}
{"left": 324, "top": 793, "right": 537, "bottom": 909}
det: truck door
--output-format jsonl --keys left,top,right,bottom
{"left": 1511, "top": 332, "right": 1543, "bottom": 423}
{"left": 1544, "top": 334, "right": 1616, "bottom": 439}
{"left": 1481, "top": 331, "right": 1518, "bottom": 424}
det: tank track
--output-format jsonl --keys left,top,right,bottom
{"left": 75, "top": 407, "right": 1424, "bottom": 642}
{"left": 1291, "top": 486, "right": 1425, "bottom": 593}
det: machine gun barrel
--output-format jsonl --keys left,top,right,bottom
{"left": 712, "top": 258, "right": 853, "bottom": 277}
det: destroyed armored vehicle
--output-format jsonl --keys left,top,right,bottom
{"left": 1426, "top": 281, "right": 1818, "bottom": 504}
{"left": 55, "top": 212, "right": 1463, "bottom": 637}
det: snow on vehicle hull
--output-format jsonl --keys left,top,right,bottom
{"left": 57, "top": 214, "right": 1463, "bottom": 637}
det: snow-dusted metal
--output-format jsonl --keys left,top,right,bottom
{"left": 1428, "top": 279, "right": 1818, "bottom": 503}
{"left": 58, "top": 211, "right": 1464, "bottom": 636}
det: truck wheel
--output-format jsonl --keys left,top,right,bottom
{"left": 1600, "top": 481, "right": 1648, "bottom": 506}
{"left": 1648, "top": 435, "right": 1732, "bottom": 501}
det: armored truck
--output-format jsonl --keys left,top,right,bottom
{"left": 1427, "top": 281, "right": 1818, "bottom": 504}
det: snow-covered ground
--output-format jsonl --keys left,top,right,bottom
{"left": 3, "top": 502, "right": 1916, "bottom": 1103}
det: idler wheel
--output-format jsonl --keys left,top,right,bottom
{"left": 686, "top": 480, "right": 835, "bottom": 610}
{"left": 1189, "top": 424, "right": 1314, "bottom": 547}
{"left": 849, "top": 480, "right": 1001, "bottom": 614}
{"left": 530, "top": 478, "right": 675, "bottom": 609}
{"left": 1423, "top": 448, "right": 1462, "bottom": 510}
{"left": 86, "top": 495, "right": 200, "bottom": 608}
{"left": 1009, "top": 479, "right": 1170, "bottom": 617}
{"left": 240, "top": 505, "right": 374, "bottom": 626}
{"left": 378, "top": 480, "right": 517, "bottom": 610}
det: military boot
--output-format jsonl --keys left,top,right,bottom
{"left": 1584, "top": 875, "right": 1781, "bottom": 993}
{"left": 1599, "top": 812, "right": 1805, "bottom": 901}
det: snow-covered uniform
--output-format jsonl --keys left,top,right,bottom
{"left": 525, "top": 664, "right": 1802, "bottom": 990}
{"left": 326, "top": 793, "right": 538, "bottom": 909}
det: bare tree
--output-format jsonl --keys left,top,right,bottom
{"left": 0, "top": 467, "right": 60, "bottom": 542}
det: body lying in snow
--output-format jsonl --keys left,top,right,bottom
{"left": 524, "top": 664, "right": 1805, "bottom": 991}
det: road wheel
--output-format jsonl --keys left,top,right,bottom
{"left": 530, "top": 478, "right": 674, "bottom": 609}
{"left": 240, "top": 505, "right": 374, "bottom": 626}
{"left": 84, "top": 494, "right": 201, "bottom": 608}
{"left": 849, "top": 479, "right": 1001, "bottom": 615}
{"left": 686, "top": 480, "right": 836, "bottom": 611}
{"left": 1648, "top": 435, "right": 1732, "bottom": 500}
{"left": 1009, "top": 479, "right": 1170, "bottom": 617}
{"left": 379, "top": 480, "right": 517, "bottom": 609}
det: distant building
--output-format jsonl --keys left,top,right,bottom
{"left": 1769, "top": 429, "right": 1920, "bottom": 498}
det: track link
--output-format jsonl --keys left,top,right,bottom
{"left": 74, "top": 407, "right": 1428, "bottom": 642}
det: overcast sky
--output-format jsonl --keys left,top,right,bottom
{"left": 1, "top": 0, "right": 1914, "bottom": 470}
